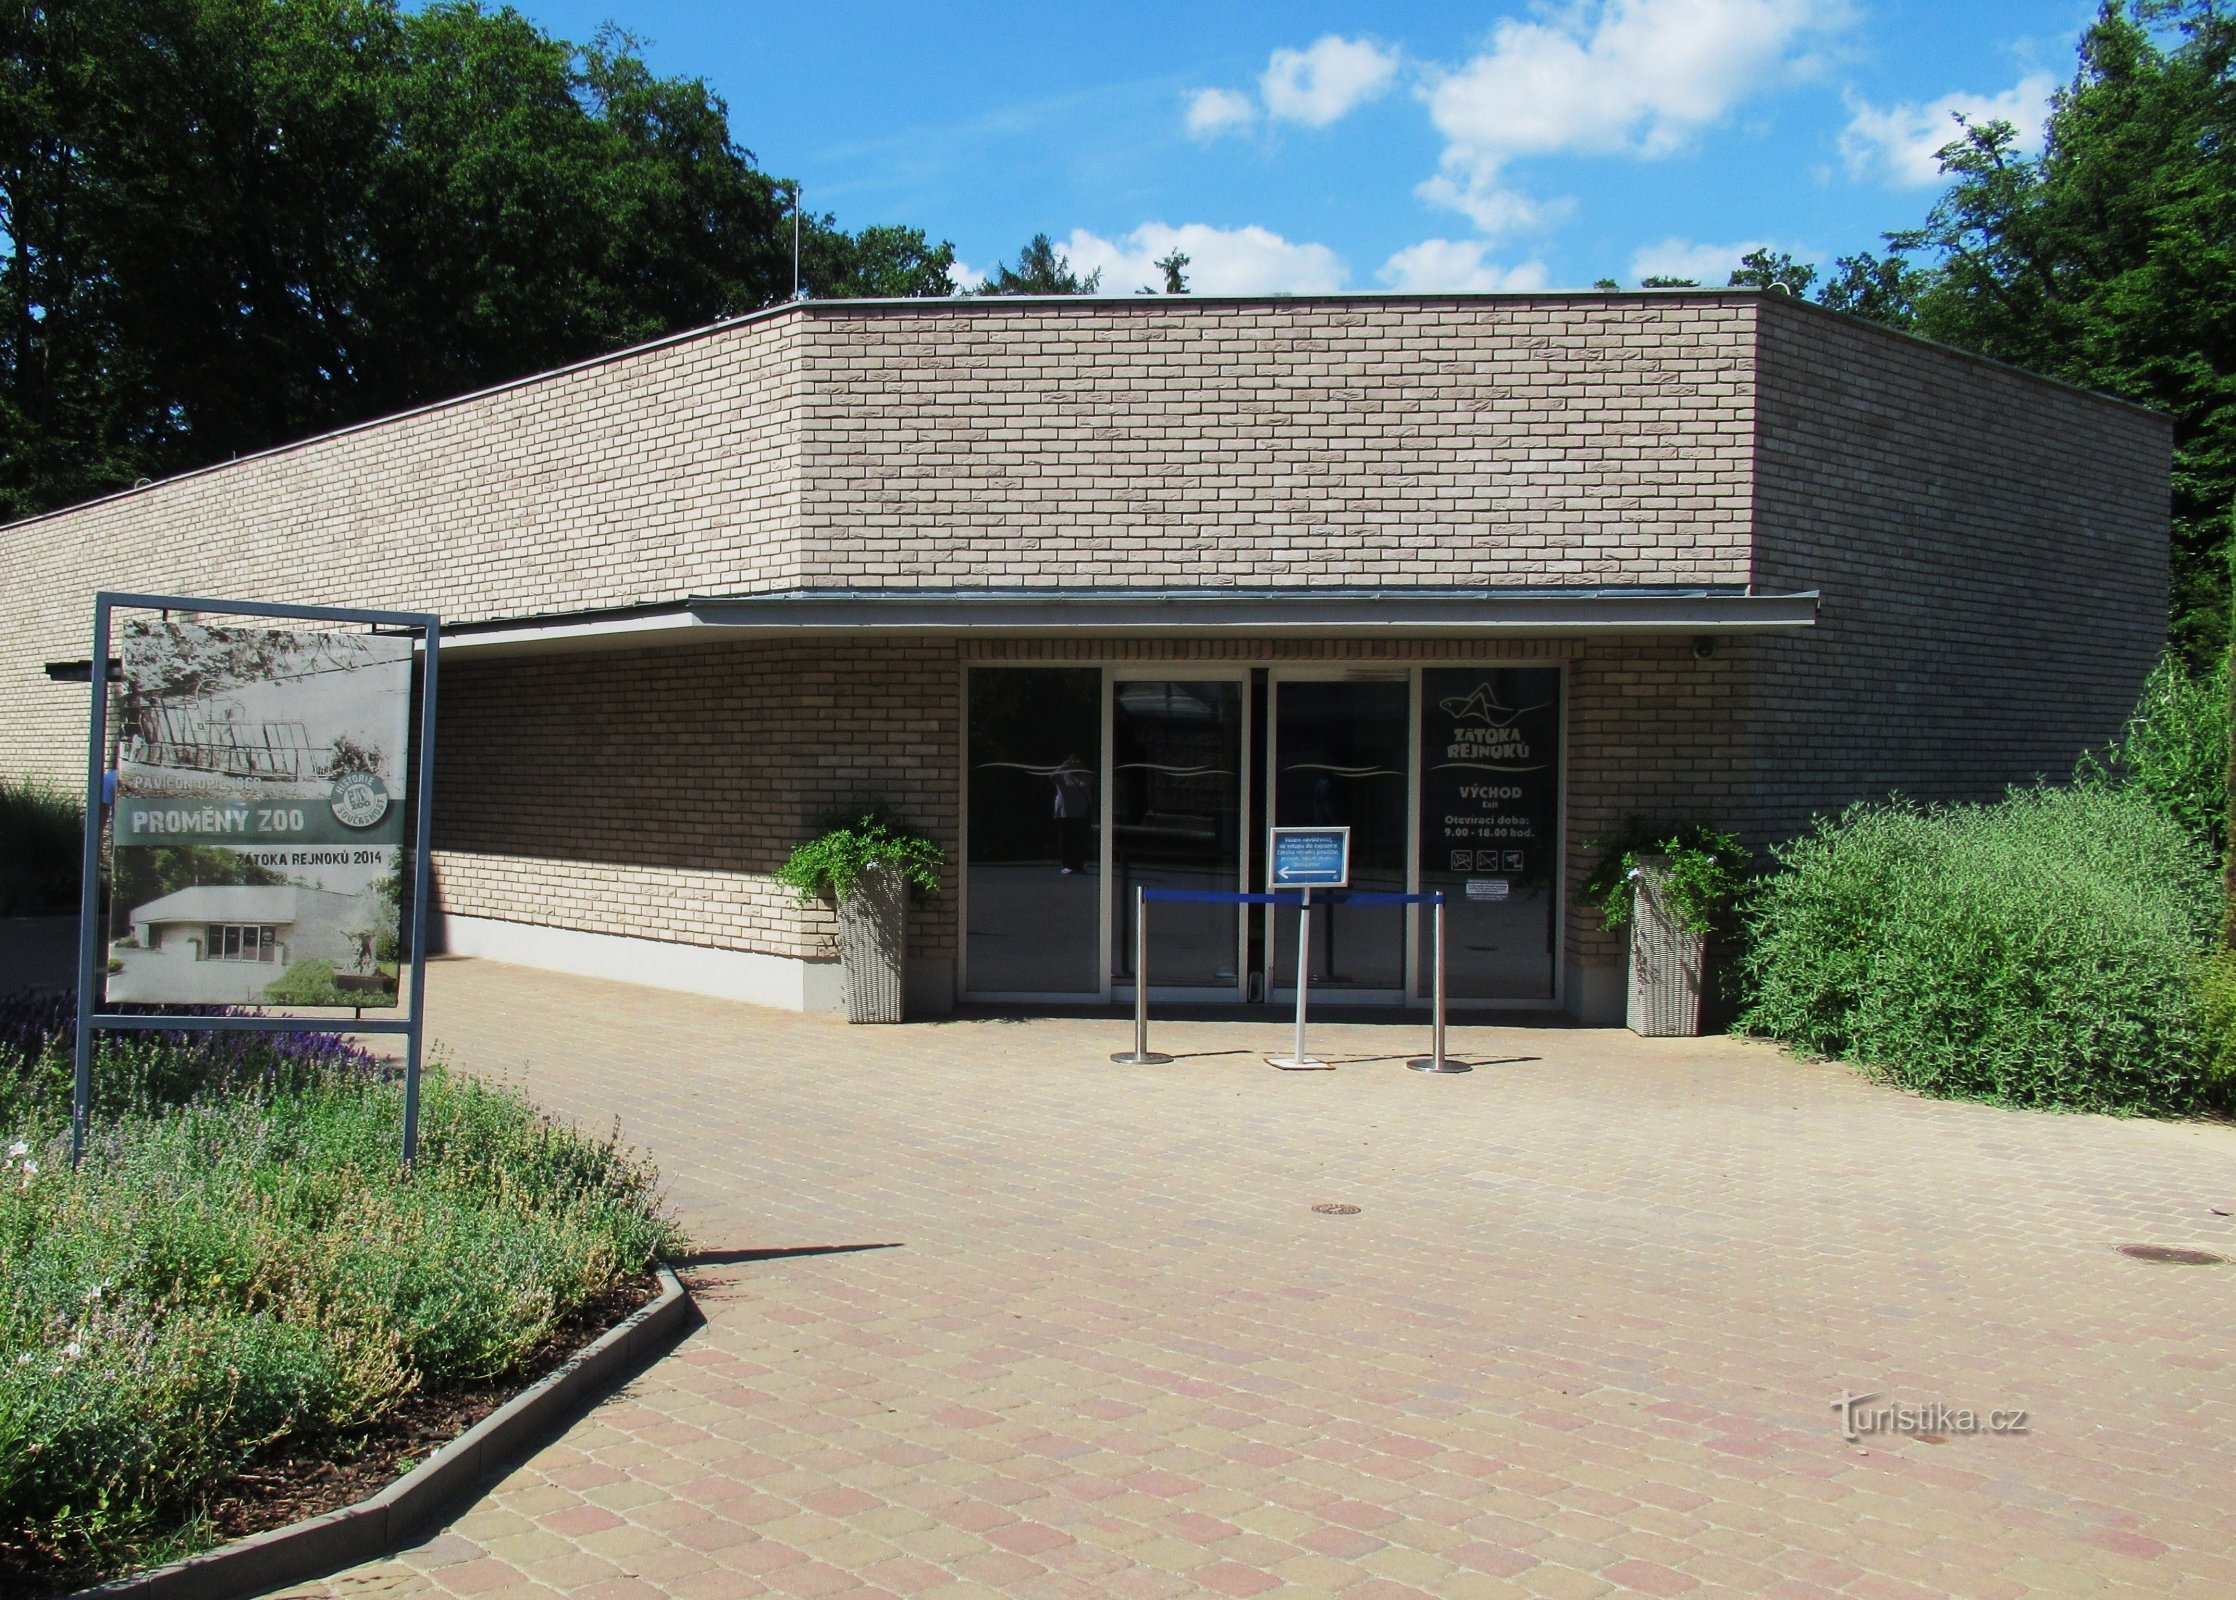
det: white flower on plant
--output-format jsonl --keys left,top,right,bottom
{"left": 6, "top": 1140, "right": 26, "bottom": 1158}
{"left": 61, "top": 1342, "right": 80, "bottom": 1360}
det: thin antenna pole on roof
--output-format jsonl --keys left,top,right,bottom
{"left": 791, "top": 181, "right": 802, "bottom": 301}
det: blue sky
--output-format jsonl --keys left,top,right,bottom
{"left": 511, "top": 0, "right": 2098, "bottom": 295}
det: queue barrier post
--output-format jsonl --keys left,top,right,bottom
{"left": 1407, "top": 892, "right": 1467, "bottom": 1073}
{"left": 1109, "top": 884, "right": 1174, "bottom": 1065}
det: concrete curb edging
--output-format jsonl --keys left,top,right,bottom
{"left": 67, "top": 1264, "right": 692, "bottom": 1600}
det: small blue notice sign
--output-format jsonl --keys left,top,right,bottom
{"left": 1270, "top": 826, "right": 1351, "bottom": 889}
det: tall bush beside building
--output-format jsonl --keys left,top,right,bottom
{"left": 0, "top": 779, "right": 80, "bottom": 915}
{"left": 1740, "top": 785, "right": 2221, "bottom": 1114}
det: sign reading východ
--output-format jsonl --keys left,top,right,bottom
{"left": 107, "top": 618, "right": 413, "bottom": 1007}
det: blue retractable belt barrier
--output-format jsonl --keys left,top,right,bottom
{"left": 1113, "top": 886, "right": 1460, "bottom": 1072}
{"left": 1139, "top": 887, "right": 1445, "bottom": 907}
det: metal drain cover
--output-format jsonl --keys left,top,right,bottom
{"left": 1312, "top": 1203, "right": 1361, "bottom": 1215}
{"left": 2118, "top": 1244, "right": 2226, "bottom": 1265}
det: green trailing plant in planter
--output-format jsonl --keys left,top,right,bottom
{"left": 1583, "top": 823, "right": 1751, "bottom": 934}
{"left": 1583, "top": 823, "right": 1751, "bottom": 1037}
{"left": 774, "top": 813, "right": 945, "bottom": 905}
{"left": 776, "top": 813, "right": 944, "bottom": 1024}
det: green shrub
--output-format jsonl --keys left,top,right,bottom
{"left": 0, "top": 778, "right": 81, "bottom": 915}
{"left": 1739, "top": 784, "right": 2219, "bottom": 1114}
{"left": 262, "top": 960, "right": 398, "bottom": 1008}
{"left": 775, "top": 811, "right": 944, "bottom": 904}
{"left": 2087, "top": 650, "right": 2229, "bottom": 853}
{"left": 0, "top": 1005, "right": 683, "bottom": 1580}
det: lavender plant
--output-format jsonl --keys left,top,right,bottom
{"left": 0, "top": 996, "right": 682, "bottom": 1585}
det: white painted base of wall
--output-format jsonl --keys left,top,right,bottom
{"left": 432, "top": 914, "right": 960, "bottom": 1017}
{"left": 1568, "top": 957, "right": 1627, "bottom": 1027}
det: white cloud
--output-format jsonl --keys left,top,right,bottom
{"left": 1419, "top": 0, "right": 1844, "bottom": 233}
{"left": 1840, "top": 72, "right": 2056, "bottom": 186}
{"left": 1379, "top": 239, "right": 1549, "bottom": 292}
{"left": 1061, "top": 223, "right": 1347, "bottom": 295}
{"left": 1627, "top": 236, "right": 1766, "bottom": 284}
{"left": 1185, "top": 86, "right": 1257, "bottom": 140}
{"left": 1261, "top": 36, "right": 1401, "bottom": 127}
{"left": 946, "top": 259, "right": 981, "bottom": 295}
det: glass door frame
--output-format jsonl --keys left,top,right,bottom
{"left": 957, "top": 661, "right": 1252, "bottom": 1006}
{"left": 1262, "top": 666, "right": 1418, "bottom": 1007}
{"left": 1108, "top": 665, "right": 1253, "bottom": 1007}
{"left": 1261, "top": 663, "right": 1571, "bottom": 1013}
{"left": 959, "top": 659, "right": 1568, "bottom": 1011}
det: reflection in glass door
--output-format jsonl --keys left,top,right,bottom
{"left": 1110, "top": 678, "right": 1245, "bottom": 994}
{"left": 1268, "top": 675, "right": 1411, "bottom": 996}
{"left": 966, "top": 668, "right": 1103, "bottom": 994}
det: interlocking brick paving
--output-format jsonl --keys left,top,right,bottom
{"left": 280, "top": 958, "right": 2236, "bottom": 1599}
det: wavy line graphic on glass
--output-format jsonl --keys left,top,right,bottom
{"left": 1437, "top": 686, "right": 1554, "bottom": 728}
{"left": 1280, "top": 764, "right": 1403, "bottom": 777}
{"left": 972, "top": 763, "right": 1235, "bottom": 777}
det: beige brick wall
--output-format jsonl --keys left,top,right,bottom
{"left": 2, "top": 294, "right": 1763, "bottom": 788}
{"left": 794, "top": 298, "right": 1757, "bottom": 589}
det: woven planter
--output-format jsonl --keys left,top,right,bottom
{"left": 835, "top": 861, "right": 908, "bottom": 1023}
{"left": 1626, "top": 856, "right": 1706, "bottom": 1037}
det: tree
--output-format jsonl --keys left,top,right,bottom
{"left": 0, "top": 0, "right": 957, "bottom": 523}
{"left": 1153, "top": 249, "right": 1190, "bottom": 294}
{"left": 1885, "top": 1, "right": 2236, "bottom": 657}
{"left": 978, "top": 233, "right": 1101, "bottom": 294}
{"left": 1728, "top": 248, "right": 1816, "bottom": 296}
{"left": 1816, "top": 252, "right": 1924, "bottom": 326}
{"left": 1639, "top": 275, "right": 1699, "bottom": 288}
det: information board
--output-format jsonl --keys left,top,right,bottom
{"left": 1270, "top": 825, "right": 1350, "bottom": 888}
{"left": 107, "top": 618, "right": 412, "bottom": 1007}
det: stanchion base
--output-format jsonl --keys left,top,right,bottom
{"left": 1110, "top": 1051, "right": 1175, "bottom": 1065}
{"left": 1267, "top": 1056, "right": 1334, "bottom": 1071}
{"left": 1405, "top": 1057, "right": 1472, "bottom": 1073}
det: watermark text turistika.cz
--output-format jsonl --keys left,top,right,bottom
{"left": 1833, "top": 1392, "right": 2029, "bottom": 1441}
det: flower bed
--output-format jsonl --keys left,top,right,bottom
{"left": 0, "top": 994, "right": 684, "bottom": 1590}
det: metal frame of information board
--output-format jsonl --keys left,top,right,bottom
{"left": 71, "top": 592, "right": 441, "bottom": 1168}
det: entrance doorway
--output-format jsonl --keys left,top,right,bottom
{"left": 960, "top": 662, "right": 1564, "bottom": 1009}
{"left": 1265, "top": 672, "right": 1411, "bottom": 1000}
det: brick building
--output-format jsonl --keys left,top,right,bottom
{"left": 0, "top": 291, "right": 2170, "bottom": 1022}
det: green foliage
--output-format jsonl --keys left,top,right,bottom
{"left": 0, "top": 1010, "right": 681, "bottom": 1578}
{"left": 2084, "top": 649, "right": 2230, "bottom": 854}
{"left": 1738, "top": 784, "right": 2220, "bottom": 1114}
{"left": 1815, "top": 251, "right": 1925, "bottom": 326}
{"left": 2193, "top": 947, "right": 2236, "bottom": 1087}
{"left": 0, "top": 0, "right": 956, "bottom": 523}
{"left": 261, "top": 961, "right": 398, "bottom": 1009}
{"left": 0, "top": 780, "right": 80, "bottom": 915}
{"left": 1583, "top": 824, "right": 1751, "bottom": 934}
{"left": 1728, "top": 248, "right": 1816, "bottom": 296}
{"left": 1880, "top": 2, "right": 2236, "bottom": 656}
{"left": 1637, "top": 275, "right": 1699, "bottom": 288}
{"left": 977, "top": 233, "right": 1102, "bottom": 294}
{"left": 774, "top": 814, "right": 944, "bottom": 905}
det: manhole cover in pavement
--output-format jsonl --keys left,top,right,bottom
{"left": 1312, "top": 1203, "right": 1362, "bottom": 1215}
{"left": 2118, "top": 1244, "right": 2225, "bottom": 1265}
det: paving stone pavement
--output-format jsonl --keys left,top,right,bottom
{"left": 279, "top": 957, "right": 2236, "bottom": 1600}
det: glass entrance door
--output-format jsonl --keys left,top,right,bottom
{"left": 1110, "top": 676, "right": 1245, "bottom": 996}
{"left": 966, "top": 667, "right": 1103, "bottom": 995}
{"left": 1267, "top": 673, "right": 1412, "bottom": 999}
